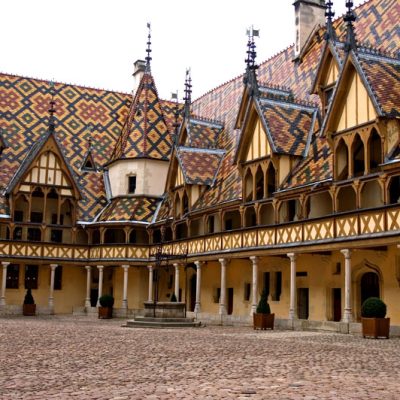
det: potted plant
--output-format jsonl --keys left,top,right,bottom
{"left": 361, "top": 297, "right": 390, "bottom": 339}
{"left": 253, "top": 289, "right": 274, "bottom": 330}
{"left": 98, "top": 294, "right": 114, "bottom": 319}
{"left": 170, "top": 292, "right": 177, "bottom": 302}
{"left": 23, "top": 288, "right": 36, "bottom": 316}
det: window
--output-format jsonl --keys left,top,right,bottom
{"left": 51, "top": 214, "right": 64, "bottom": 225}
{"left": 128, "top": 176, "right": 136, "bottom": 194}
{"left": 272, "top": 272, "right": 282, "bottom": 301}
{"left": 263, "top": 272, "right": 270, "bottom": 297}
{"left": 323, "top": 85, "right": 335, "bottom": 114}
{"left": 296, "top": 271, "right": 308, "bottom": 277}
{"left": 333, "top": 262, "right": 341, "bottom": 275}
{"left": 207, "top": 215, "right": 215, "bottom": 233}
{"left": 6, "top": 264, "right": 19, "bottom": 289}
{"left": 225, "top": 219, "right": 233, "bottom": 231}
{"left": 30, "top": 212, "right": 43, "bottom": 223}
{"left": 14, "top": 210, "right": 23, "bottom": 222}
{"left": 25, "top": 265, "right": 38, "bottom": 289}
{"left": 28, "top": 228, "right": 41, "bottom": 242}
{"left": 244, "top": 282, "right": 251, "bottom": 301}
{"left": 13, "top": 227, "right": 22, "bottom": 240}
{"left": 51, "top": 229, "right": 63, "bottom": 243}
{"left": 54, "top": 266, "right": 62, "bottom": 290}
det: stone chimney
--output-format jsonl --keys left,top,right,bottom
{"left": 132, "top": 59, "right": 146, "bottom": 95}
{"left": 294, "top": 0, "right": 326, "bottom": 58}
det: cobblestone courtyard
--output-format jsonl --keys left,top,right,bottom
{"left": 1, "top": 317, "right": 400, "bottom": 399}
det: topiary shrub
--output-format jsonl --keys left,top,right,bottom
{"left": 23, "top": 289, "right": 35, "bottom": 305}
{"left": 99, "top": 294, "right": 114, "bottom": 308}
{"left": 170, "top": 292, "right": 177, "bottom": 302}
{"left": 361, "top": 297, "right": 387, "bottom": 318}
{"left": 256, "top": 289, "right": 271, "bottom": 314}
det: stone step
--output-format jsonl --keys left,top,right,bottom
{"left": 133, "top": 316, "right": 196, "bottom": 323}
{"left": 124, "top": 319, "right": 202, "bottom": 329}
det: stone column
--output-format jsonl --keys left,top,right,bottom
{"left": 173, "top": 263, "right": 180, "bottom": 300}
{"left": 96, "top": 265, "right": 104, "bottom": 307}
{"left": 122, "top": 265, "right": 129, "bottom": 310}
{"left": 1, "top": 262, "right": 10, "bottom": 306}
{"left": 250, "top": 256, "right": 259, "bottom": 315}
{"left": 219, "top": 258, "right": 227, "bottom": 315}
{"left": 341, "top": 249, "right": 353, "bottom": 323}
{"left": 48, "top": 264, "right": 57, "bottom": 310}
{"left": 287, "top": 253, "right": 297, "bottom": 320}
{"left": 85, "top": 266, "right": 91, "bottom": 308}
{"left": 194, "top": 261, "right": 203, "bottom": 313}
{"left": 148, "top": 265, "right": 154, "bottom": 302}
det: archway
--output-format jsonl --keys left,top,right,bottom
{"left": 360, "top": 271, "right": 380, "bottom": 306}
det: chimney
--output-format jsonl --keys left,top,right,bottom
{"left": 132, "top": 59, "right": 146, "bottom": 95}
{"left": 294, "top": 0, "right": 326, "bottom": 59}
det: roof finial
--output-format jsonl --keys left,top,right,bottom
{"left": 48, "top": 81, "right": 56, "bottom": 134}
{"left": 171, "top": 91, "right": 180, "bottom": 140}
{"left": 344, "top": 0, "right": 357, "bottom": 52}
{"left": 183, "top": 69, "right": 192, "bottom": 118}
{"left": 145, "top": 22, "right": 152, "bottom": 70}
{"left": 244, "top": 27, "right": 259, "bottom": 96}
{"left": 325, "top": 1, "right": 336, "bottom": 41}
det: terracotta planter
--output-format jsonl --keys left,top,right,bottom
{"left": 362, "top": 317, "right": 390, "bottom": 339}
{"left": 253, "top": 313, "right": 275, "bottom": 330}
{"left": 23, "top": 304, "right": 36, "bottom": 316}
{"left": 98, "top": 306, "right": 113, "bottom": 319}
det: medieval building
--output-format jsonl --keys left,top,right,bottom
{"left": 0, "top": 0, "right": 399, "bottom": 332}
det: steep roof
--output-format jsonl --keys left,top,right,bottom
{"left": 110, "top": 72, "right": 174, "bottom": 162}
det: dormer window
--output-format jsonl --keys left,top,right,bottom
{"left": 128, "top": 175, "right": 137, "bottom": 194}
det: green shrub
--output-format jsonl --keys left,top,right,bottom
{"left": 256, "top": 289, "right": 271, "bottom": 314}
{"left": 361, "top": 297, "right": 387, "bottom": 318}
{"left": 170, "top": 293, "right": 177, "bottom": 302}
{"left": 23, "top": 289, "right": 35, "bottom": 305}
{"left": 99, "top": 294, "right": 114, "bottom": 308}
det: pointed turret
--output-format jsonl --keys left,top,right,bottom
{"left": 325, "top": 0, "right": 336, "bottom": 41}
{"left": 344, "top": 0, "right": 357, "bottom": 52}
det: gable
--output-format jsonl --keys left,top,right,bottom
{"left": 324, "top": 55, "right": 339, "bottom": 87}
{"left": 246, "top": 118, "right": 271, "bottom": 162}
{"left": 175, "top": 164, "right": 185, "bottom": 187}
{"left": 336, "top": 66, "right": 377, "bottom": 132}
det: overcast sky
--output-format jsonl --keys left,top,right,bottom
{"left": 1, "top": 0, "right": 362, "bottom": 100}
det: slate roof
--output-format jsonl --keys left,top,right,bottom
{"left": 98, "top": 196, "right": 159, "bottom": 223}
{"left": 176, "top": 147, "right": 225, "bottom": 186}
{"left": 184, "top": 117, "right": 223, "bottom": 148}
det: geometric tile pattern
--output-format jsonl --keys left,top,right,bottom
{"left": 185, "top": 118, "right": 223, "bottom": 149}
{"left": 98, "top": 196, "right": 159, "bottom": 223}
{"left": 177, "top": 148, "right": 224, "bottom": 186}
{"left": 258, "top": 96, "right": 317, "bottom": 156}
{"left": 111, "top": 72, "right": 173, "bottom": 161}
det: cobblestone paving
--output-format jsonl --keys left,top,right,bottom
{"left": 1, "top": 316, "right": 400, "bottom": 399}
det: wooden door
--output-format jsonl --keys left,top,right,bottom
{"left": 227, "top": 288, "right": 234, "bottom": 315}
{"left": 332, "top": 288, "right": 341, "bottom": 322}
{"left": 297, "top": 288, "right": 309, "bottom": 320}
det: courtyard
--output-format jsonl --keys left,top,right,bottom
{"left": 0, "top": 317, "right": 399, "bottom": 399}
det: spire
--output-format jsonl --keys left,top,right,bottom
{"left": 183, "top": 69, "right": 192, "bottom": 118}
{"left": 243, "top": 27, "right": 259, "bottom": 96}
{"left": 48, "top": 81, "right": 56, "bottom": 134}
{"left": 172, "top": 91, "right": 180, "bottom": 142}
{"left": 325, "top": 1, "right": 336, "bottom": 41}
{"left": 344, "top": 0, "right": 357, "bottom": 52}
{"left": 145, "top": 22, "right": 152, "bottom": 71}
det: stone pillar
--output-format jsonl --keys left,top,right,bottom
{"left": 250, "top": 256, "right": 259, "bottom": 315}
{"left": 194, "top": 261, "right": 203, "bottom": 313}
{"left": 148, "top": 265, "right": 154, "bottom": 302}
{"left": 218, "top": 258, "right": 228, "bottom": 315}
{"left": 122, "top": 265, "right": 130, "bottom": 310}
{"left": 173, "top": 263, "right": 180, "bottom": 300}
{"left": 96, "top": 265, "right": 104, "bottom": 307}
{"left": 1, "top": 262, "right": 10, "bottom": 306}
{"left": 341, "top": 249, "right": 353, "bottom": 323}
{"left": 85, "top": 266, "right": 91, "bottom": 308}
{"left": 287, "top": 253, "right": 297, "bottom": 320}
{"left": 49, "top": 264, "right": 57, "bottom": 310}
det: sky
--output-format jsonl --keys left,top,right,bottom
{"left": 1, "top": 0, "right": 363, "bottom": 101}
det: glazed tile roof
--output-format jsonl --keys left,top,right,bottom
{"left": 176, "top": 147, "right": 225, "bottom": 186}
{"left": 257, "top": 96, "right": 318, "bottom": 156}
{"left": 184, "top": 117, "right": 223, "bottom": 148}
{"left": 357, "top": 51, "right": 400, "bottom": 117}
{"left": 98, "top": 196, "right": 159, "bottom": 223}
{"left": 0, "top": 75, "right": 129, "bottom": 221}
{"left": 111, "top": 72, "right": 174, "bottom": 162}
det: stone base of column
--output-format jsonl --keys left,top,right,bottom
{"left": 194, "top": 303, "right": 201, "bottom": 314}
{"left": 250, "top": 304, "right": 257, "bottom": 315}
{"left": 342, "top": 310, "right": 353, "bottom": 323}
{"left": 219, "top": 304, "right": 227, "bottom": 315}
{"left": 85, "top": 299, "right": 91, "bottom": 308}
{"left": 122, "top": 299, "right": 128, "bottom": 310}
{"left": 289, "top": 310, "right": 297, "bottom": 320}
{"left": 0, "top": 297, "right": 5, "bottom": 306}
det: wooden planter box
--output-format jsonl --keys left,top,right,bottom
{"left": 253, "top": 313, "right": 275, "bottom": 330}
{"left": 98, "top": 306, "right": 113, "bottom": 319}
{"left": 362, "top": 317, "right": 390, "bottom": 339}
{"left": 23, "top": 304, "right": 36, "bottom": 316}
